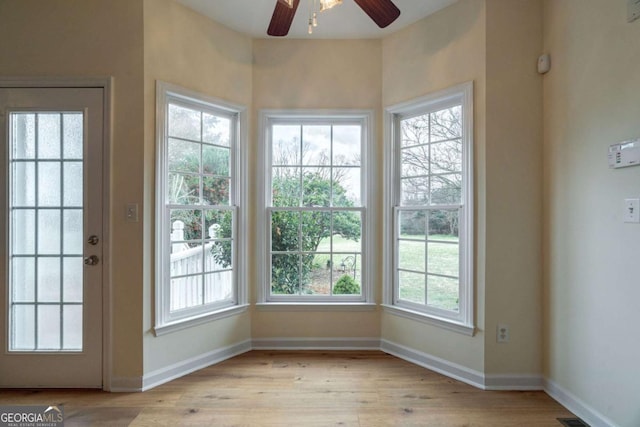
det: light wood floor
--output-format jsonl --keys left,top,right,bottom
{"left": 0, "top": 351, "right": 576, "bottom": 426}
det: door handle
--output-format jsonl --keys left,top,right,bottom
{"left": 84, "top": 255, "right": 100, "bottom": 266}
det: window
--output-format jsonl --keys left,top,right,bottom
{"left": 384, "top": 82, "right": 474, "bottom": 334}
{"left": 259, "top": 111, "right": 374, "bottom": 304}
{"left": 155, "top": 82, "right": 247, "bottom": 334}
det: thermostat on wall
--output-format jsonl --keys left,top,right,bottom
{"left": 609, "top": 138, "right": 640, "bottom": 169}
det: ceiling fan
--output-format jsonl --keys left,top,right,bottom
{"left": 268, "top": 0, "right": 401, "bottom": 37}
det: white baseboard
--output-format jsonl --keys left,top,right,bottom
{"left": 484, "top": 373, "right": 543, "bottom": 390}
{"left": 544, "top": 378, "right": 618, "bottom": 427}
{"left": 380, "top": 339, "right": 545, "bottom": 391}
{"left": 251, "top": 337, "right": 381, "bottom": 350}
{"left": 113, "top": 337, "right": 545, "bottom": 395}
{"left": 380, "top": 339, "right": 486, "bottom": 389}
{"left": 109, "top": 376, "right": 143, "bottom": 392}
{"left": 140, "top": 339, "right": 252, "bottom": 391}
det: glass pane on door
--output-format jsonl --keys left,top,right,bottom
{"left": 9, "top": 112, "right": 84, "bottom": 351}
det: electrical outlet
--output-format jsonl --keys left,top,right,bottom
{"left": 497, "top": 324, "right": 510, "bottom": 343}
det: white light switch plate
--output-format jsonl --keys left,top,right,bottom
{"left": 624, "top": 199, "right": 640, "bottom": 223}
{"left": 629, "top": 0, "right": 640, "bottom": 23}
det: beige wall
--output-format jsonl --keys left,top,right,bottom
{"left": 381, "top": 0, "right": 487, "bottom": 373}
{"left": 543, "top": 1, "right": 640, "bottom": 425}
{"left": 483, "top": 0, "right": 542, "bottom": 375}
{"left": 142, "top": 0, "right": 253, "bottom": 373}
{"left": 251, "top": 39, "right": 382, "bottom": 339}
{"left": 0, "top": 0, "right": 146, "bottom": 379}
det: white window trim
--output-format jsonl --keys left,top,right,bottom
{"left": 257, "top": 109, "right": 376, "bottom": 306}
{"left": 382, "top": 82, "right": 475, "bottom": 335}
{"left": 154, "top": 81, "right": 248, "bottom": 336}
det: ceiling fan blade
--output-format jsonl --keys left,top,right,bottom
{"left": 353, "top": 0, "right": 401, "bottom": 28}
{"left": 268, "top": 0, "right": 300, "bottom": 37}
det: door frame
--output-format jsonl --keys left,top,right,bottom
{"left": 0, "top": 77, "right": 112, "bottom": 390}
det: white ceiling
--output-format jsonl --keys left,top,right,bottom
{"left": 176, "top": 0, "right": 458, "bottom": 39}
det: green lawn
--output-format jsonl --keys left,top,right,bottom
{"left": 303, "top": 234, "right": 459, "bottom": 311}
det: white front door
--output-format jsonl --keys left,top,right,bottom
{"left": 0, "top": 87, "right": 104, "bottom": 388}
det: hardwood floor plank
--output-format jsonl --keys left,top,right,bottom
{"left": 0, "top": 351, "right": 576, "bottom": 426}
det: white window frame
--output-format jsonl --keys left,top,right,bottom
{"left": 257, "top": 110, "right": 376, "bottom": 308}
{"left": 154, "top": 81, "right": 248, "bottom": 335}
{"left": 383, "top": 82, "right": 474, "bottom": 335}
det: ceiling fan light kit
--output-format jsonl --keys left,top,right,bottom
{"left": 268, "top": 0, "right": 400, "bottom": 37}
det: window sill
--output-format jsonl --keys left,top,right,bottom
{"left": 256, "top": 302, "right": 378, "bottom": 312}
{"left": 381, "top": 304, "right": 475, "bottom": 336}
{"left": 154, "top": 304, "right": 249, "bottom": 337}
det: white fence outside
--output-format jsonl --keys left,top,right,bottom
{"left": 170, "top": 221, "right": 232, "bottom": 311}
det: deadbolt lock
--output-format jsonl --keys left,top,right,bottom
{"left": 88, "top": 235, "right": 99, "bottom": 245}
{"left": 84, "top": 255, "right": 100, "bottom": 266}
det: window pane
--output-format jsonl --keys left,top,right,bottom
{"left": 332, "top": 211, "right": 361, "bottom": 253}
{"left": 203, "top": 145, "right": 230, "bottom": 176}
{"left": 302, "top": 125, "right": 331, "bottom": 166}
{"left": 398, "top": 240, "right": 425, "bottom": 272}
{"left": 170, "top": 209, "right": 202, "bottom": 242}
{"left": 37, "top": 257, "right": 60, "bottom": 302}
{"left": 206, "top": 240, "right": 232, "bottom": 272}
{"left": 399, "top": 210, "right": 426, "bottom": 238}
{"left": 203, "top": 176, "right": 229, "bottom": 205}
{"left": 431, "top": 106, "right": 462, "bottom": 142}
{"left": 38, "top": 162, "right": 61, "bottom": 206}
{"left": 12, "top": 113, "right": 36, "bottom": 159}
{"left": 13, "top": 209, "right": 35, "bottom": 255}
{"left": 272, "top": 211, "right": 299, "bottom": 252}
{"left": 63, "top": 305, "right": 83, "bottom": 350}
{"left": 168, "top": 173, "right": 200, "bottom": 205}
{"left": 203, "top": 113, "right": 230, "bottom": 146}
{"left": 38, "top": 114, "right": 61, "bottom": 159}
{"left": 301, "top": 211, "right": 329, "bottom": 252}
{"left": 333, "top": 125, "right": 361, "bottom": 166}
{"left": 431, "top": 175, "right": 461, "bottom": 205}
{"left": 427, "top": 242, "right": 459, "bottom": 277}
{"left": 63, "top": 113, "right": 83, "bottom": 159}
{"left": 204, "top": 271, "right": 233, "bottom": 303}
{"left": 333, "top": 167, "right": 361, "bottom": 207}
{"left": 11, "top": 304, "right": 35, "bottom": 350}
{"left": 400, "top": 115, "right": 429, "bottom": 147}
{"left": 272, "top": 125, "right": 301, "bottom": 166}
{"left": 63, "top": 162, "right": 83, "bottom": 207}
{"left": 431, "top": 139, "right": 462, "bottom": 174}
{"left": 401, "top": 146, "right": 429, "bottom": 177}
{"left": 271, "top": 254, "right": 300, "bottom": 295}
{"left": 63, "top": 257, "right": 83, "bottom": 303}
{"left": 168, "top": 138, "right": 200, "bottom": 173}
{"left": 401, "top": 176, "right": 429, "bottom": 206}
{"left": 38, "top": 210, "right": 61, "bottom": 254}
{"left": 37, "top": 305, "right": 60, "bottom": 350}
{"left": 399, "top": 271, "right": 425, "bottom": 304}
{"left": 204, "top": 210, "right": 233, "bottom": 240}
{"left": 428, "top": 209, "right": 459, "bottom": 238}
{"left": 272, "top": 167, "right": 300, "bottom": 207}
{"left": 13, "top": 162, "right": 36, "bottom": 207}
{"left": 63, "top": 209, "right": 83, "bottom": 255}
{"left": 169, "top": 104, "right": 201, "bottom": 141}
{"left": 302, "top": 168, "right": 331, "bottom": 207}
{"left": 170, "top": 276, "right": 203, "bottom": 311}
{"left": 307, "top": 252, "right": 331, "bottom": 295}
{"left": 427, "top": 275, "right": 459, "bottom": 311}
{"left": 332, "top": 254, "right": 361, "bottom": 295}
{"left": 12, "top": 257, "right": 35, "bottom": 302}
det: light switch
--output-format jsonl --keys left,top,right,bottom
{"left": 629, "top": 0, "right": 640, "bottom": 23}
{"left": 126, "top": 203, "right": 139, "bottom": 222}
{"left": 624, "top": 199, "right": 640, "bottom": 223}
